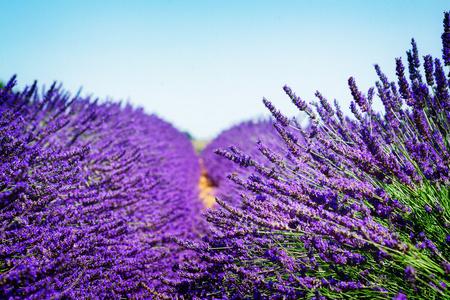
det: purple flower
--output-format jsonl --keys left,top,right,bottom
{"left": 442, "top": 11, "right": 450, "bottom": 66}
{"left": 392, "top": 292, "right": 407, "bottom": 300}
{"left": 405, "top": 266, "right": 417, "bottom": 283}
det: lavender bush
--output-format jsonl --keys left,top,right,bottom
{"left": 0, "top": 78, "right": 205, "bottom": 299}
{"left": 172, "top": 11, "right": 450, "bottom": 300}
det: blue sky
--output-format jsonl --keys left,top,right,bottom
{"left": 1, "top": 1, "right": 449, "bottom": 139}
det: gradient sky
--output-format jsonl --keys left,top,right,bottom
{"left": 1, "top": 1, "right": 449, "bottom": 139}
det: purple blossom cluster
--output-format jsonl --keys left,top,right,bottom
{"left": 173, "top": 11, "right": 450, "bottom": 299}
{"left": 0, "top": 78, "right": 205, "bottom": 299}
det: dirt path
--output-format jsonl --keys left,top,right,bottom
{"left": 198, "top": 159, "right": 216, "bottom": 208}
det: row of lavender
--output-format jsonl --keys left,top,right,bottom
{"left": 174, "top": 12, "right": 450, "bottom": 299}
{"left": 0, "top": 79, "right": 205, "bottom": 299}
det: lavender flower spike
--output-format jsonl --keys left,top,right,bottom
{"left": 442, "top": 11, "right": 450, "bottom": 66}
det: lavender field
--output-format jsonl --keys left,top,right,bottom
{"left": 1, "top": 10, "right": 450, "bottom": 300}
